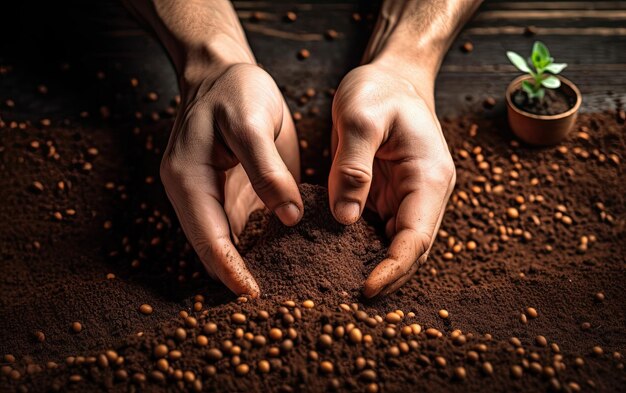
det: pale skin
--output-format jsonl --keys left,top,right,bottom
{"left": 123, "top": 0, "right": 482, "bottom": 298}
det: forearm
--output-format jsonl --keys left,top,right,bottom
{"left": 122, "top": 0, "right": 255, "bottom": 89}
{"left": 364, "top": 0, "right": 482, "bottom": 94}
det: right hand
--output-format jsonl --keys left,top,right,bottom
{"left": 160, "top": 63, "right": 302, "bottom": 297}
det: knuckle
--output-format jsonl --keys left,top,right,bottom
{"left": 159, "top": 155, "right": 184, "bottom": 187}
{"left": 339, "top": 108, "right": 382, "bottom": 137}
{"left": 337, "top": 163, "right": 372, "bottom": 188}
{"left": 249, "top": 168, "right": 289, "bottom": 198}
{"left": 424, "top": 156, "right": 456, "bottom": 189}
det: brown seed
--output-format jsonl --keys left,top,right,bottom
{"left": 258, "top": 359, "right": 271, "bottom": 373}
{"left": 507, "top": 207, "right": 519, "bottom": 219}
{"left": 196, "top": 335, "right": 208, "bottom": 347}
{"left": 231, "top": 313, "right": 246, "bottom": 324}
{"left": 425, "top": 328, "right": 442, "bottom": 338}
{"left": 434, "top": 356, "right": 447, "bottom": 368}
{"left": 454, "top": 366, "right": 467, "bottom": 380}
{"left": 365, "top": 383, "right": 379, "bottom": 393}
{"left": 535, "top": 335, "right": 548, "bottom": 347}
{"left": 510, "top": 365, "right": 523, "bottom": 379}
{"left": 461, "top": 41, "right": 474, "bottom": 53}
{"left": 139, "top": 304, "right": 153, "bottom": 315}
{"left": 297, "top": 49, "right": 310, "bottom": 60}
{"left": 156, "top": 358, "right": 168, "bottom": 372}
{"left": 203, "top": 322, "right": 218, "bottom": 334}
{"left": 146, "top": 92, "right": 159, "bottom": 102}
{"left": 235, "top": 364, "right": 249, "bottom": 376}
{"left": 385, "top": 312, "right": 401, "bottom": 324}
{"left": 592, "top": 346, "right": 603, "bottom": 356}
{"left": 302, "top": 300, "right": 314, "bottom": 309}
{"left": 285, "top": 11, "right": 297, "bottom": 22}
{"left": 269, "top": 328, "right": 283, "bottom": 341}
{"left": 318, "top": 334, "right": 333, "bottom": 349}
{"left": 320, "top": 361, "right": 334, "bottom": 374}
{"left": 34, "top": 331, "right": 45, "bottom": 343}
{"left": 349, "top": 328, "right": 363, "bottom": 343}
{"left": 71, "top": 322, "right": 82, "bottom": 333}
{"left": 325, "top": 29, "right": 339, "bottom": 40}
{"left": 174, "top": 328, "right": 187, "bottom": 341}
{"left": 169, "top": 350, "right": 182, "bottom": 360}
{"left": 31, "top": 181, "right": 44, "bottom": 193}
{"left": 185, "top": 316, "right": 198, "bottom": 328}
{"left": 207, "top": 348, "right": 223, "bottom": 362}
{"left": 595, "top": 292, "right": 605, "bottom": 301}
{"left": 438, "top": 309, "right": 449, "bottom": 319}
{"left": 154, "top": 344, "right": 169, "bottom": 358}
{"left": 183, "top": 370, "right": 196, "bottom": 382}
{"left": 482, "top": 362, "right": 494, "bottom": 375}
{"left": 526, "top": 307, "right": 538, "bottom": 318}
{"left": 360, "top": 369, "right": 377, "bottom": 381}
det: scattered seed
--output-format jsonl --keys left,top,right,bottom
{"left": 302, "top": 300, "right": 314, "bottom": 309}
{"left": 154, "top": 344, "right": 168, "bottom": 358}
{"left": 298, "top": 49, "right": 310, "bottom": 60}
{"left": 535, "top": 335, "right": 548, "bottom": 347}
{"left": 207, "top": 348, "right": 223, "bottom": 362}
{"left": 454, "top": 366, "right": 467, "bottom": 380}
{"left": 71, "top": 322, "right": 82, "bottom": 333}
{"left": 34, "top": 331, "right": 45, "bottom": 343}
{"left": 231, "top": 313, "right": 246, "bottom": 324}
{"left": 285, "top": 11, "right": 297, "bottom": 22}
{"left": 461, "top": 41, "right": 474, "bottom": 53}
{"left": 526, "top": 307, "right": 538, "bottom": 318}
{"left": 349, "top": 328, "right": 363, "bottom": 343}
{"left": 320, "top": 361, "right": 334, "bottom": 374}
{"left": 595, "top": 292, "right": 605, "bottom": 301}
{"left": 510, "top": 365, "right": 523, "bottom": 379}
{"left": 438, "top": 309, "right": 449, "bottom": 319}
{"left": 139, "top": 304, "right": 153, "bottom": 315}
{"left": 482, "top": 362, "right": 494, "bottom": 375}
{"left": 196, "top": 335, "right": 208, "bottom": 347}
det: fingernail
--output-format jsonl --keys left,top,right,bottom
{"left": 275, "top": 202, "right": 301, "bottom": 226}
{"left": 334, "top": 201, "right": 361, "bottom": 225}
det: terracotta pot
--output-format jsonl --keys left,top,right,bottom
{"left": 505, "top": 75, "right": 581, "bottom": 146}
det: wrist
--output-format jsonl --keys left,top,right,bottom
{"left": 179, "top": 33, "right": 255, "bottom": 94}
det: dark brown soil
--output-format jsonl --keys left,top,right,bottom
{"left": 241, "top": 184, "right": 386, "bottom": 302}
{"left": 511, "top": 88, "right": 575, "bottom": 115}
{"left": 0, "top": 110, "right": 625, "bottom": 393}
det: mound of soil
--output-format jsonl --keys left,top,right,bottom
{"left": 242, "top": 184, "right": 386, "bottom": 302}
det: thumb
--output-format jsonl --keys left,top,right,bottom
{"left": 224, "top": 114, "right": 303, "bottom": 227}
{"left": 329, "top": 124, "right": 380, "bottom": 225}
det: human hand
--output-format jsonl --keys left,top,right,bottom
{"left": 329, "top": 61, "right": 455, "bottom": 298}
{"left": 161, "top": 63, "right": 302, "bottom": 297}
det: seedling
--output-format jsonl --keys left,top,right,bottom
{"left": 507, "top": 41, "right": 567, "bottom": 101}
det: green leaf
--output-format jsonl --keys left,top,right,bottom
{"left": 507, "top": 51, "right": 531, "bottom": 73}
{"left": 541, "top": 75, "right": 561, "bottom": 89}
{"left": 545, "top": 63, "right": 567, "bottom": 74}
{"left": 521, "top": 80, "right": 535, "bottom": 95}
{"left": 533, "top": 42, "right": 550, "bottom": 62}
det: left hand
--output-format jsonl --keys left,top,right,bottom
{"left": 329, "top": 61, "right": 456, "bottom": 298}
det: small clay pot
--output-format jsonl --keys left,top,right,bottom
{"left": 505, "top": 75, "right": 581, "bottom": 146}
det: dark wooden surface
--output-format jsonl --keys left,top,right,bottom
{"left": 1, "top": 0, "right": 624, "bottom": 122}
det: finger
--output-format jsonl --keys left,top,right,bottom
{"left": 275, "top": 100, "right": 301, "bottom": 183}
{"left": 161, "top": 160, "right": 260, "bottom": 297}
{"left": 222, "top": 111, "right": 303, "bottom": 227}
{"left": 329, "top": 121, "right": 381, "bottom": 225}
{"left": 363, "top": 166, "right": 454, "bottom": 298}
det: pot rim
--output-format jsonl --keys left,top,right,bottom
{"left": 505, "top": 75, "right": 582, "bottom": 120}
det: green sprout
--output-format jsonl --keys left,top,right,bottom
{"left": 507, "top": 41, "right": 567, "bottom": 101}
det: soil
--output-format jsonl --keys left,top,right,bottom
{"left": 0, "top": 110, "right": 625, "bottom": 392}
{"left": 511, "top": 88, "right": 575, "bottom": 116}
{"left": 241, "top": 184, "right": 386, "bottom": 302}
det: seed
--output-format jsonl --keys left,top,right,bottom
{"left": 269, "top": 328, "right": 283, "bottom": 341}
{"left": 169, "top": 350, "right": 182, "bottom": 360}
{"left": 410, "top": 324, "right": 422, "bottom": 334}
{"left": 231, "top": 313, "right": 246, "bottom": 324}
{"left": 71, "top": 322, "right": 82, "bottom": 333}
{"left": 302, "top": 300, "right": 314, "bottom": 309}
{"left": 385, "top": 312, "right": 401, "bottom": 323}
{"left": 156, "top": 358, "right": 168, "bottom": 372}
{"left": 325, "top": 29, "right": 339, "bottom": 40}
{"left": 174, "top": 328, "right": 187, "bottom": 341}
{"left": 438, "top": 309, "right": 449, "bottom": 319}
{"left": 434, "top": 356, "right": 446, "bottom": 367}
{"left": 592, "top": 346, "right": 603, "bottom": 356}
{"left": 482, "top": 362, "right": 494, "bottom": 375}
{"left": 285, "top": 11, "right": 297, "bottom": 22}
{"left": 139, "top": 304, "right": 153, "bottom": 315}
{"left": 207, "top": 348, "right": 223, "bottom": 362}
{"left": 461, "top": 41, "right": 474, "bottom": 53}
{"left": 526, "top": 307, "right": 538, "bottom": 318}
{"left": 31, "top": 181, "right": 44, "bottom": 193}
{"left": 454, "top": 366, "right": 467, "bottom": 380}
{"left": 196, "top": 335, "right": 208, "bottom": 347}
{"left": 153, "top": 344, "right": 169, "bottom": 358}
{"left": 510, "top": 365, "right": 523, "bottom": 379}
{"left": 383, "top": 327, "right": 396, "bottom": 339}
{"left": 297, "top": 49, "right": 310, "bottom": 60}
{"left": 365, "top": 383, "right": 379, "bottom": 393}
{"left": 581, "top": 322, "right": 591, "bottom": 330}
{"left": 183, "top": 371, "right": 196, "bottom": 382}
{"left": 535, "top": 335, "right": 548, "bottom": 347}
{"left": 235, "top": 364, "right": 249, "bottom": 376}
{"left": 320, "top": 361, "right": 334, "bottom": 374}
{"left": 318, "top": 334, "right": 333, "bottom": 349}
{"left": 203, "top": 322, "right": 217, "bottom": 334}
{"left": 507, "top": 207, "right": 519, "bottom": 219}
{"left": 146, "top": 92, "right": 159, "bottom": 102}
{"left": 425, "top": 328, "right": 442, "bottom": 338}
{"left": 595, "top": 292, "right": 605, "bottom": 301}
{"left": 253, "top": 335, "right": 267, "bottom": 347}
{"left": 520, "top": 313, "right": 528, "bottom": 324}
{"left": 34, "top": 331, "right": 45, "bottom": 343}
{"left": 258, "top": 359, "right": 271, "bottom": 373}
{"left": 360, "top": 369, "right": 377, "bottom": 381}
{"left": 349, "top": 328, "right": 363, "bottom": 343}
